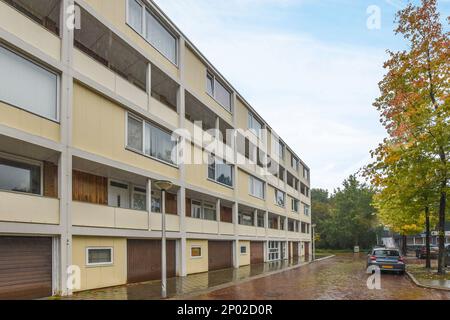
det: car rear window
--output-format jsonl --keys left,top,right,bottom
{"left": 374, "top": 250, "right": 400, "bottom": 257}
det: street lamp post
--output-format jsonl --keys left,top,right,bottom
{"left": 154, "top": 180, "right": 173, "bottom": 299}
{"left": 312, "top": 224, "right": 316, "bottom": 261}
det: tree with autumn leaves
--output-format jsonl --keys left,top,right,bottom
{"left": 364, "top": 0, "right": 449, "bottom": 273}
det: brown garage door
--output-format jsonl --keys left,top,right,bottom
{"left": 0, "top": 237, "right": 52, "bottom": 300}
{"left": 127, "top": 239, "right": 176, "bottom": 284}
{"left": 250, "top": 242, "right": 264, "bottom": 264}
{"left": 208, "top": 241, "right": 232, "bottom": 271}
{"left": 293, "top": 242, "right": 299, "bottom": 258}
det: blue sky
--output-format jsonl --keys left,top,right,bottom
{"left": 154, "top": 0, "right": 450, "bottom": 192}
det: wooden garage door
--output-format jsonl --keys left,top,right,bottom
{"left": 293, "top": 242, "right": 299, "bottom": 258}
{"left": 208, "top": 241, "right": 232, "bottom": 271}
{"left": 0, "top": 237, "right": 52, "bottom": 300}
{"left": 250, "top": 242, "right": 264, "bottom": 264}
{"left": 127, "top": 239, "right": 176, "bottom": 284}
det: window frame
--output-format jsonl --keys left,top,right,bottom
{"left": 125, "top": 0, "right": 179, "bottom": 66}
{"left": 205, "top": 71, "right": 232, "bottom": 113}
{"left": 274, "top": 189, "right": 286, "bottom": 208}
{"left": 207, "top": 155, "right": 234, "bottom": 188}
{"left": 0, "top": 44, "right": 60, "bottom": 123}
{"left": 240, "top": 245, "right": 248, "bottom": 255}
{"left": 132, "top": 185, "right": 147, "bottom": 211}
{"left": 0, "top": 151, "right": 44, "bottom": 196}
{"left": 248, "top": 112, "right": 263, "bottom": 139}
{"left": 125, "top": 112, "right": 178, "bottom": 168}
{"left": 190, "top": 246, "right": 203, "bottom": 259}
{"left": 190, "top": 199, "right": 217, "bottom": 221}
{"left": 292, "top": 198, "right": 300, "bottom": 213}
{"left": 248, "top": 175, "right": 265, "bottom": 200}
{"left": 86, "top": 247, "right": 114, "bottom": 267}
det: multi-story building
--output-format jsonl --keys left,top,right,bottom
{"left": 0, "top": 0, "right": 312, "bottom": 299}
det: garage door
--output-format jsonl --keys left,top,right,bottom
{"left": 127, "top": 239, "right": 176, "bottom": 284}
{"left": 0, "top": 237, "right": 52, "bottom": 300}
{"left": 250, "top": 242, "right": 264, "bottom": 264}
{"left": 208, "top": 241, "right": 232, "bottom": 271}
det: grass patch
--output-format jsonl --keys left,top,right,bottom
{"left": 407, "top": 264, "right": 450, "bottom": 281}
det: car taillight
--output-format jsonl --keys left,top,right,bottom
{"left": 370, "top": 256, "right": 377, "bottom": 261}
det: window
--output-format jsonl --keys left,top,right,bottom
{"left": 0, "top": 155, "right": 41, "bottom": 195}
{"left": 127, "top": 0, "right": 178, "bottom": 64}
{"left": 191, "top": 200, "right": 216, "bottom": 221}
{"left": 287, "top": 171, "right": 298, "bottom": 190}
{"left": 191, "top": 246, "right": 202, "bottom": 258}
{"left": 248, "top": 112, "right": 263, "bottom": 139}
{"left": 145, "top": 9, "right": 177, "bottom": 64}
{"left": 278, "top": 165, "right": 285, "bottom": 182}
{"left": 291, "top": 156, "right": 299, "bottom": 171}
{"left": 86, "top": 248, "right": 113, "bottom": 266}
{"left": 268, "top": 241, "right": 281, "bottom": 261}
{"left": 292, "top": 199, "right": 299, "bottom": 213}
{"left": 249, "top": 176, "right": 265, "bottom": 199}
{"left": 0, "top": 45, "right": 58, "bottom": 121}
{"left": 238, "top": 212, "right": 254, "bottom": 226}
{"left": 132, "top": 186, "right": 147, "bottom": 210}
{"left": 278, "top": 141, "right": 285, "bottom": 160}
{"left": 240, "top": 246, "right": 247, "bottom": 254}
{"left": 208, "top": 155, "right": 233, "bottom": 187}
{"left": 206, "top": 72, "right": 232, "bottom": 112}
{"left": 127, "top": 113, "right": 177, "bottom": 165}
{"left": 275, "top": 189, "right": 285, "bottom": 207}
{"left": 128, "top": 0, "right": 143, "bottom": 33}
{"left": 303, "top": 203, "right": 310, "bottom": 216}
{"left": 257, "top": 212, "right": 265, "bottom": 228}
{"left": 300, "top": 183, "right": 310, "bottom": 197}
{"left": 303, "top": 166, "right": 310, "bottom": 180}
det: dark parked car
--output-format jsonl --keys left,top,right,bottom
{"left": 419, "top": 245, "right": 439, "bottom": 259}
{"left": 367, "top": 248, "right": 405, "bottom": 274}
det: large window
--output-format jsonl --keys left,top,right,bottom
{"left": 291, "top": 155, "right": 299, "bottom": 171}
{"left": 249, "top": 175, "right": 265, "bottom": 199}
{"left": 257, "top": 212, "right": 265, "bottom": 228}
{"left": 127, "top": 113, "right": 177, "bottom": 165}
{"left": 303, "top": 203, "right": 310, "bottom": 216}
{"left": 86, "top": 247, "right": 113, "bottom": 266}
{"left": 0, "top": 45, "right": 58, "bottom": 121}
{"left": 208, "top": 155, "right": 233, "bottom": 187}
{"left": 191, "top": 200, "right": 216, "bottom": 221}
{"left": 206, "top": 72, "right": 232, "bottom": 112}
{"left": 275, "top": 189, "right": 285, "bottom": 207}
{"left": 127, "top": 0, "right": 178, "bottom": 64}
{"left": 268, "top": 241, "right": 281, "bottom": 261}
{"left": 248, "top": 112, "right": 263, "bottom": 139}
{"left": 0, "top": 155, "right": 41, "bottom": 195}
{"left": 292, "top": 198, "right": 299, "bottom": 213}
{"left": 238, "top": 212, "right": 254, "bottom": 226}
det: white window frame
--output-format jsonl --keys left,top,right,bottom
{"left": 86, "top": 247, "right": 114, "bottom": 267}
{"left": 240, "top": 245, "right": 248, "bottom": 255}
{"left": 248, "top": 112, "right": 263, "bottom": 139}
{"left": 125, "top": 0, "right": 178, "bottom": 66}
{"left": 248, "top": 175, "right": 265, "bottom": 200}
{"left": 191, "top": 199, "right": 216, "bottom": 221}
{"left": 292, "top": 198, "right": 299, "bottom": 213}
{"left": 0, "top": 44, "right": 60, "bottom": 122}
{"left": 125, "top": 112, "right": 178, "bottom": 168}
{"left": 207, "top": 155, "right": 234, "bottom": 189}
{"left": 0, "top": 151, "right": 44, "bottom": 196}
{"left": 131, "top": 185, "right": 147, "bottom": 211}
{"left": 274, "top": 189, "right": 285, "bottom": 208}
{"left": 205, "top": 71, "right": 232, "bottom": 113}
{"left": 190, "top": 245, "right": 203, "bottom": 259}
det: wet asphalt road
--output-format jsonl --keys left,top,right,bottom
{"left": 190, "top": 253, "right": 450, "bottom": 300}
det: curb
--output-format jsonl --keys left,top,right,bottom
{"left": 170, "top": 255, "right": 336, "bottom": 300}
{"left": 406, "top": 270, "right": 450, "bottom": 292}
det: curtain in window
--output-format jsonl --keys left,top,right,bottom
{"left": 127, "top": 116, "right": 143, "bottom": 151}
{"left": 128, "top": 0, "right": 143, "bottom": 33}
{"left": 0, "top": 46, "right": 57, "bottom": 120}
{"left": 146, "top": 10, "right": 176, "bottom": 64}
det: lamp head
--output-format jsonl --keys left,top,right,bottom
{"left": 154, "top": 180, "right": 173, "bottom": 192}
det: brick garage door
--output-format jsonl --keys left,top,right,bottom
{"left": 127, "top": 239, "right": 176, "bottom": 283}
{"left": 0, "top": 236, "right": 52, "bottom": 299}
{"left": 208, "top": 241, "right": 233, "bottom": 271}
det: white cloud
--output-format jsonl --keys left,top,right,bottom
{"left": 154, "top": 0, "right": 388, "bottom": 191}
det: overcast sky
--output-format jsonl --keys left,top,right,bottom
{"left": 154, "top": 0, "right": 450, "bottom": 192}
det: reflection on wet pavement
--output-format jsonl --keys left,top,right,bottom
{"left": 191, "top": 253, "right": 450, "bottom": 300}
{"left": 66, "top": 257, "right": 309, "bottom": 300}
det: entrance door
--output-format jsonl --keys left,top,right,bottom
{"left": 208, "top": 241, "right": 232, "bottom": 271}
{"left": 250, "top": 242, "right": 264, "bottom": 264}
{"left": 127, "top": 239, "right": 176, "bottom": 283}
{"left": 293, "top": 242, "right": 299, "bottom": 258}
{"left": 0, "top": 237, "right": 52, "bottom": 299}
{"left": 304, "top": 242, "right": 310, "bottom": 258}
{"left": 108, "top": 180, "right": 130, "bottom": 208}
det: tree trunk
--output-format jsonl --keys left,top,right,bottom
{"left": 425, "top": 206, "right": 431, "bottom": 269}
{"left": 402, "top": 235, "right": 407, "bottom": 256}
{"left": 437, "top": 187, "right": 447, "bottom": 275}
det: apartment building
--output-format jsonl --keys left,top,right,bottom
{"left": 0, "top": 0, "right": 312, "bottom": 299}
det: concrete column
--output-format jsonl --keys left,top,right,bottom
{"left": 146, "top": 63, "right": 152, "bottom": 111}
{"left": 233, "top": 239, "right": 240, "bottom": 269}
{"left": 265, "top": 211, "right": 269, "bottom": 232}
{"left": 177, "top": 187, "right": 187, "bottom": 277}
{"left": 233, "top": 202, "right": 238, "bottom": 229}
{"left": 277, "top": 216, "right": 281, "bottom": 230}
{"left": 59, "top": 0, "right": 75, "bottom": 297}
{"left": 147, "top": 179, "right": 152, "bottom": 230}
{"left": 253, "top": 209, "right": 258, "bottom": 227}
{"left": 216, "top": 198, "right": 221, "bottom": 223}
{"left": 285, "top": 241, "right": 289, "bottom": 260}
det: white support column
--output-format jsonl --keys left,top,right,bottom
{"left": 216, "top": 198, "right": 221, "bottom": 223}
{"left": 233, "top": 239, "right": 240, "bottom": 269}
{"left": 177, "top": 187, "right": 187, "bottom": 277}
{"left": 59, "top": 0, "right": 75, "bottom": 297}
{"left": 146, "top": 63, "right": 152, "bottom": 111}
{"left": 253, "top": 209, "right": 258, "bottom": 227}
{"left": 265, "top": 211, "right": 269, "bottom": 233}
{"left": 277, "top": 216, "right": 281, "bottom": 230}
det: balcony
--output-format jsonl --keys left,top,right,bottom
{"left": 186, "top": 217, "right": 218, "bottom": 234}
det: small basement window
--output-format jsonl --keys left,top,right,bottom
{"left": 86, "top": 247, "right": 113, "bottom": 266}
{"left": 191, "top": 246, "right": 202, "bottom": 258}
{"left": 240, "top": 246, "right": 247, "bottom": 254}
